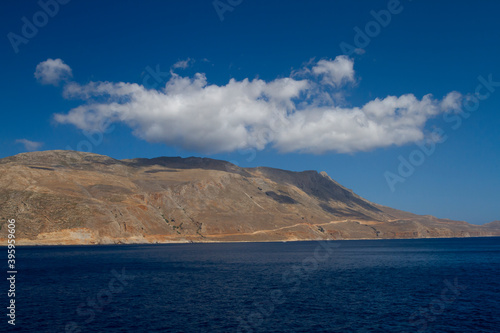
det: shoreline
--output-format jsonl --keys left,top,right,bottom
{"left": 3, "top": 234, "right": 499, "bottom": 247}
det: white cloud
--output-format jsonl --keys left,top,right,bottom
{"left": 34, "top": 58, "right": 72, "bottom": 86}
{"left": 51, "top": 56, "right": 462, "bottom": 154}
{"left": 15, "top": 139, "right": 43, "bottom": 151}
{"left": 440, "top": 91, "right": 463, "bottom": 111}
{"left": 172, "top": 58, "right": 193, "bottom": 69}
{"left": 275, "top": 94, "right": 448, "bottom": 153}
{"left": 311, "top": 56, "right": 355, "bottom": 87}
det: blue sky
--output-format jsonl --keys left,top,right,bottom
{"left": 1, "top": 0, "right": 499, "bottom": 224}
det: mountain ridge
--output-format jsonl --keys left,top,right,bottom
{"left": 0, "top": 150, "right": 498, "bottom": 245}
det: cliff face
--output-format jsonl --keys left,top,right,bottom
{"left": 0, "top": 150, "right": 498, "bottom": 245}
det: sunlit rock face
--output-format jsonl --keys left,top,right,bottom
{"left": 0, "top": 150, "right": 498, "bottom": 245}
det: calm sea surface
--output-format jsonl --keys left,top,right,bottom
{"left": 8, "top": 237, "right": 500, "bottom": 332}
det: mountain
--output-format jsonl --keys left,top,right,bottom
{"left": 484, "top": 221, "right": 500, "bottom": 229}
{"left": 0, "top": 150, "right": 498, "bottom": 245}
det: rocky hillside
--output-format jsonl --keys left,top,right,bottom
{"left": 484, "top": 221, "right": 500, "bottom": 229}
{"left": 0, "top": 150, "right": 498, "bottom": 245}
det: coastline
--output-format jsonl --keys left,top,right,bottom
{"left": 3, "top": 234, "right": 499, "bottom": 247}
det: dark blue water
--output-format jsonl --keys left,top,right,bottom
{"left": 6, "top": 237, "right": 500, "bottom": 332}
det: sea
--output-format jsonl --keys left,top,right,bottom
{"left": 6, "top": 237, "right": 500, "bottom": 332}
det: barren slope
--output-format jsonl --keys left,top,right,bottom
{"left": 0, "top": 151, "right": 498, "bottom": 245}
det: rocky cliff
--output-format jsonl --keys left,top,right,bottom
{"left": 0, "top": 150, "right": 498, "bottom": 245}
